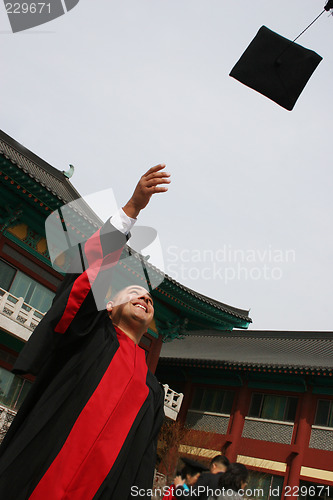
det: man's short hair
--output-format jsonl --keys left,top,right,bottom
{"left": 210, "top": 455, "right": 230, "bottom": 468}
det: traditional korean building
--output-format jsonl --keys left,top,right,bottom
{"left": 157, "top": 330, "right": 333, "bottom": 500}
{"left": 0, "top": 129, "right": 251, "bottom": 438}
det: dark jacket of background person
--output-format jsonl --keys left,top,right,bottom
{"left": 193, "top": 471, "right": 225, "bottom": 500}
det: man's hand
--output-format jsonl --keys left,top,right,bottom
{"left": 173, "top": 475, "right": 185, "bottom": 487}
{"left": 122, "top": 164, "right": 170, "bottom": 219}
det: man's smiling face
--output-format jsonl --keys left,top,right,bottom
{"left": 107, "top": 286, "right": 154, "bottom": 336}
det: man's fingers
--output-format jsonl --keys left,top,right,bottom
{"left": 146, "top": 177, "right": 171, "bottom": 188}
{"left": 150, "top": 186, "right": 168, "bottom": 193}
{"left": 145, "top": 170, "right": 171, "bottom": 182}
{"left": 143, "top": 163, "right": 166, "bottom": 177}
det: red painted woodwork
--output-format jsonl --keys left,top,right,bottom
{"left": 224, "top": 382, "right": 252, "bottom": 462}
{"left": 145, "top": 335, "right": 163, "bottom": 374}
{"left": 283, "top": 391, "right": 316, "bottom": 499}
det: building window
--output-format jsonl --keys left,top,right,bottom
{"left": 0, "top": 259, "right": 55, "bottom": 313}
{"left": 314, "top": 399, "right": 333, "bottom": 428}
{"left": 0, "top": 366, "right": 32, "bottom": 412}
{"left": 190, "top": 387, "right": 234, "bottom": 415}
{"left": 248, "top": 393, "right": 298, "bottom": 422}
{"left": 247, "top": 471, "right": 284, "bottom": 500}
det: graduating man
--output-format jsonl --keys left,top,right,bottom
{"left": 0, "top": 164, "right": 170, "bottom": 500}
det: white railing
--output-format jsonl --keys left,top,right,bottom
{"left": 0, "top": 404, "right": 16, "bottom": 443}
{"left": 152, "top": 471, "right": 167, "bottom": 500}
{"left": 163, "top": 384, "right": 184, "bottom": 420}
{"left": 0, "top": 288, "right": 44, "bottom": 331}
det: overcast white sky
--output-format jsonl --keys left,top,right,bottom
{"left": 1, "top": 0, "right": 333, "bottom": 331}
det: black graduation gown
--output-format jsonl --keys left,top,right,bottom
{"left": 0, "top": 219, "right": 165, "bottom": 500}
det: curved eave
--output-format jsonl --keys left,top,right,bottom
{"left": 0, "top": 130, "right": 79, "bottom": 201}
{"left": 0, "top": 162, "right": 101, "bottom": 234}
{"left": 159, "top": 357, "right": 333, "bottom": 376}
{"left": 0, "top": 131, "right": 101, "bottom": 228}
{"left": 161, "top": 275, "right": 251, "bottom": 326}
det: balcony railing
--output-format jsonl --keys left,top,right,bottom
{"left": 0, "top": 288, "right": 44, "bottom": 333}
{"left": 242, "top": 416, "right": 294, "bottom": 444}
{"left": 0, "top": 404, "right": 16, "bottom": 443}
{"left": 163, "top": 384, "right": 183, "bottom": 420}
{"left": 185, "top": 409, "right": 230, "bottom": 434}
{"left": 309, "top": 425, "right": 333, "bottom": 451}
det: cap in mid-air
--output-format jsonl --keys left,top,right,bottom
{"left": 229, "top": 25, "right": 323, "bottom": 111}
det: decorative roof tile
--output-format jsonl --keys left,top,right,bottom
{"left": 160, "top": 330, "right": 333, "bottom": 371}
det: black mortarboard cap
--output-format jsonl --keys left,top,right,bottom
{"left": 229, "top": 26, "right": 323, "bottom": 110}
{"left": 181, "top": 457, "right": 209, "bottom": 473}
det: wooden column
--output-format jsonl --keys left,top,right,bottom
{"left": 146, "top": 334, "right": 163, "bottom": 373}
{"left": 283, "top": 390, "right": 315, "bottom": 499}
{"left": 178, "top": 379, "right": 193, "bottom": 426}
{"left": 224, "top": 382, "right": 251, "bottom": 462}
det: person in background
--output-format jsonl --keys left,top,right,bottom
{"left": 211, "top": 463, "right": 249, "bottom": 500}
{"left": 174, "top": 455, "right": 230, "bottom": 500}
{"left": 163, "top": 457, "right": 208, "bottom": 500}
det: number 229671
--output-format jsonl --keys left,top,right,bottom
{"left": 5, "top": 3, "right": 51, "bottom": 14}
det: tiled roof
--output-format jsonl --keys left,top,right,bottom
{"left": 160, "top": 330, "right": 333, "bottom": 371}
